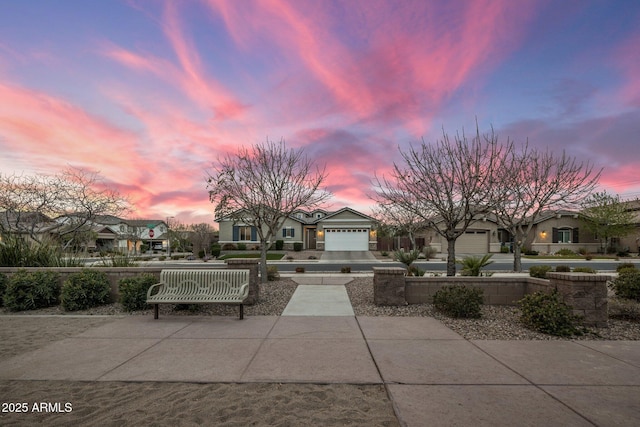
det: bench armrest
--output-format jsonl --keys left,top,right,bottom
{"left": 239, "top": 283, "right": 249, "bottom": 299}
{"left": 146, "top": 282, "right": 164, "bottom": 299}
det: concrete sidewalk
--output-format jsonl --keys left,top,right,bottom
{"left": 1, "top": 314, "right": 639, "bottom": 426}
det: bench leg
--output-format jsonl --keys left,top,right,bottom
{"left": 154, "top": 304, "right": 159, "bottom": 320}
{"left": 239, "top": 304, "right": 244, "bottom": 320}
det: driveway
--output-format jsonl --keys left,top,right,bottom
{"left": 320, "top": 251, "right": 377, "bottom": 262}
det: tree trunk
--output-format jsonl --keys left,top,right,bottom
{"left": 446, "top": 238, "right": 457, "bottom": 276}
{"left": 259, "top": 244, "right": 268, "bottom": 283}
{"left": 513, "top": 244, "right": 522, "bottom": 272}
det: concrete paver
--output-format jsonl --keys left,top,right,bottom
{"left": 0, "top": 337, "right": 160, "bottom": 381}
{"left": 241, "top": 337, "right": 381, "bottom": 383}
{"left": 368, "top": 339, "right": 530, "bottom": 385}
{"left": 388, "top": 385, "right": 594, "bottom": 427}
{"left": 282, "top": 285, "right": 354, "bottom": 316}
{"left": 358, "top": 316, "right": 463, "bottom": 340}
{"left": 99, "top": 338, "right": 263, "bottom": 382}
{"left": 472, "top": 340, "right": 640, "bottom": 385}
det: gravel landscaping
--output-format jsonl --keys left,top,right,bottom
{"left": 2, "top": 276, "right": 639, "bottom": 341}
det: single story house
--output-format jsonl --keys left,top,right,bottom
{"left": 415, "top": 215, "right": 504, "bottom": 255}
{"left": 217, "top": 207, "right": 378, "bottom": 251}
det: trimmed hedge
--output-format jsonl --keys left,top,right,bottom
{"left": 61, "top": 269, "right": 111, "bottom": 311}
{"left": 519, "top": 290, "right": 582, "bottom": 336}
{"left": 3, "top": 270, "right": 61, "bottom": 311}
{"left": 433, "top": 285, "right": 483, "bottom": 318}
{"left": 119, "top": 274, "right": 157, "bottom": 311}
{"left": 0, "top": 273, "right": 7, "bottom": 307}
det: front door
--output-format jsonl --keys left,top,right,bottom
{"left": 306, "top": 228, "right": 317, "bottom": 249}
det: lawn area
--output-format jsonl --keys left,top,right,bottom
{"left": 218, "top": 252, "right": 285, "bottom": 261}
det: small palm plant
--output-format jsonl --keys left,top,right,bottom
{"left": 395, "top": 249, "right": 423, "bottom": 276}
{"left": 456, "top": 254, "right": 494, "bottom": 276}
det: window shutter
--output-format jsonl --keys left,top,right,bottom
{"left": 552, "top": 227, "right": 558, "bottom": 243}
{"left": 251, "top": 227, "right": 257, "bottom": 241}
{"left": 573, "top": 228, "right": 579, "bottom": 244}
{"left": 291, "top": 228, "right": 295, "bottom": 237}
{"left": 232, "top": 226, "right": 239, "bottom": 241}
{"left": 282, "top": 229, "right": 286, "bottom": 238}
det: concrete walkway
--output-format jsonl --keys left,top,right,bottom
{"left": 1, "top": 282, "right": 639, "bottom": 426}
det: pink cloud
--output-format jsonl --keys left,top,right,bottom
{"left": 206, "top": 0, "right": 538, "bottom": 135}
{"left": 613, "top": 31, "right": 640, "bottom": 107}
{"left": 0, "top": 82, "right": 139, "bottom": 173}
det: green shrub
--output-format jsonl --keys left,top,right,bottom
{"left": 266, "top": 265, "right": 280, "bottom": 281}
{"left": 500, "top": 245, "right": 509, "bottom": 253}
{"left": 423, "top": 246, "right": 438, "bottom": 259}
{"left": 293, "top": 242, "right": 303, "bottom": 252}
{"left": 198, "top": 250, "right": 206, "bottom": 258}
{"left": 610, "top": 270, "right": 640, "bottom": 302}
{"left": 3, "top": 270, "right": 61, "bottom": 311}
{"left": 275, "top": 240, "right": 284, "bottom": 251}
{"left": 237, "top": 243, "right": 247, "bottom": 250}
{"left": 617, "top": 263, "right": 636, "bottom": 272}
{"left": 211, "top": 244, "right": 221, "bottom": 258}
{"left": 408, "top": 265, "right": 425, "bottom": 277}
{"left": 573, "top": 267, "right": 596, "bottom": 274}
{"left": 555, "top": 265, "right": 571, "bottom": 272}
{"left": 578, "top": 247, "right": 588, "bottom": 255}
{"left": 523, "top": 249, "right": 539, "bottom": 256}
{"left": 529, "top": 265, "right": 553, "bottom": 278}
{"left": 555, "top": 248, "right": 575, "bottom": 256}
{"left": 119, "top": 274, "right": 157, "bottom": 311}
{"left": 609, "top": 297, "right": 640, "bottom": 321}
{"left": 61, "top": 269, "right": 111, "bottom": 311}
{"left": 456, "top": 254, "right": 493, "bottom": 276}
{"left": 518, "top": 290, "right": 582, "bottom": 336}
{"left": 0, "top": 273, "right": 8, "bottom": 306}
{"left": 617, "top": 249, "right": 630, "bottom": 257}
{"left": 380, "top": 251, "right": 389, "bottom": 257}
{"left": 433, "top": 285, "right": 483, "bottom": 318}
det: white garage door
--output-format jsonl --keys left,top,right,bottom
{"left": 324, "top": 228, "right": 369, "bottom": 251}
{"left": 443, "top": 230, "right": 488, "bottom": 254}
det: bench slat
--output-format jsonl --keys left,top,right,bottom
{"left": 146, "top": 269, "right": 250, "bottom": 319}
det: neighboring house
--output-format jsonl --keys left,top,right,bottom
{"left": 525, "top": 210, "right": 599, "bottom": 254}
{"left": 55, "top": 215, "right": 169, "bottom": 253}
{"left": 619, "top": 200, "right": 640, "bottom": 253}
{"left": 217, "top": 207, "right": 378, "bottom": 251}
{"left": 414, "top": 215, "right": 503, "bottom": 255}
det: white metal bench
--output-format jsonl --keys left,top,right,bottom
{"left": 146, "top": 269, "right": 250, "bottom": 320}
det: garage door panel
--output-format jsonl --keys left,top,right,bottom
{"left": 325, "top": 228, "right": 369, "bottom": 251}
{"left": 443, "top": 230, "right": 488, "bottom": 254}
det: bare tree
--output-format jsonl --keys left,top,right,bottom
{"left": 190, "top": 223, "right": 216, "bottom": 258}
{"left": 372, "top": 126, "right": 509, "bottom": 276}
{"left": 371, "top": 203, "right": 422, "bottom": 250}
{"left": 207, "top": 138, "right": 331, "bottom": 282}
{"left": 494, "top": 144, "right": 601, "bottom": 271}
{"left": 0, "top": 167, "right": 129, "bottom": 248}
{"left": 580, "top": 191, "right": 635, "bottom": 253}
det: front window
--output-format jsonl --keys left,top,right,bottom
{"left": 283, "top": 227, "right": 295, "bottom": 238}
{"left": 558, "top": 229, "right": 571, "bottom": 243}
{"left": 238, "top": 226, "right": 252, "bottom": 241}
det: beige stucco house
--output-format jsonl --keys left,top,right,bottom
{"left": 217, "top": 207, "right": 377, "bottom": 251}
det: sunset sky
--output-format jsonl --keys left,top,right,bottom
{"left": 1, "top": 0, "right": 639, "bottom": 225}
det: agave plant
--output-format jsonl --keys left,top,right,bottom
{"left": 456, "top": 254, "right": 494, "bottom": 276}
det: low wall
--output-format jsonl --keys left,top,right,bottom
{"left": 373, "top": 268, "right": 610, "bottom": 327}
{"left": 0, "top": 265, "right": 260, "bottom": 305}
{"left": 0, "top": 267, "right": 162, "bottom": 303}
{"left": 405, "top": 276, "right": 550, "bottom": 306}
